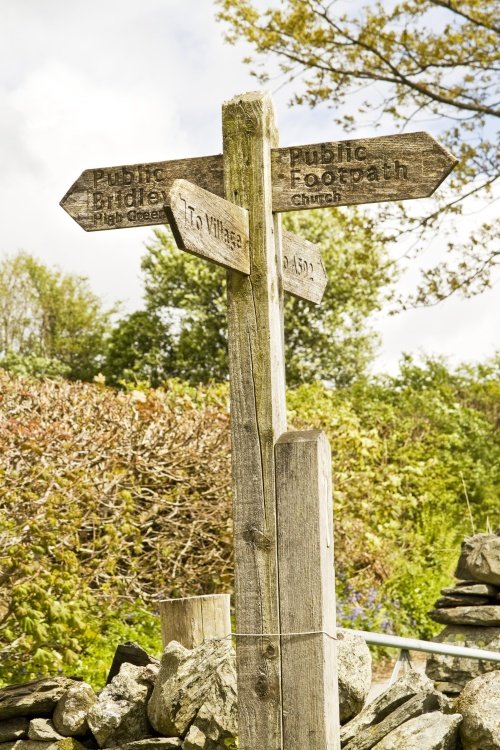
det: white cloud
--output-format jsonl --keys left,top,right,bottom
{"left": 0, "top": 0, "right": 497, "bottom": 370}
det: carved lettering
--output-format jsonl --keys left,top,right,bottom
{"left": 178, "top": 196, "right": 243, "bottom": 252}
{"left": 291, "top": 192, "right": 341, "bottom": 207}
{"left": 289, "top": 158, "right": 408, "bottom": 194}
{"left": 283, "top": 253, "right": 315, "bottom": 281}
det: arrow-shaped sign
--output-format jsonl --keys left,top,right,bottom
{"left": 271, "top": 131, "right": 458, "bottom": 212}
{"left": 167, "top": 180, "right": 327, "bottom": 305}
{"left": 281, "top": 229, "right": 327, "bottom": 305}
{"left": 167, "top": 179, "right": 249, "bottom": 274}
{"left": 60, "top": 132, "right": 457, "bottom": 232}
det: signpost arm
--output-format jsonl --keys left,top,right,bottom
{"left": 222, "top": 91, "right": 287, "bottom": 750}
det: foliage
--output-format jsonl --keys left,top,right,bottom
{"left": 0, "top": 252, "right": 112, "bottom": 381}
{"left": 216, "top": 0, "right": 499, "bottom": 305}
{"left": 135, "top": 207, "right": 392, "bottom": 386}
{"left": 287, "top": 355, "right": 500, "bottom": 636}
{"left": 0, "top": 372, "right": 232, "bottom": 683}
{"left": 103, "top": 310, "right": 173, "bottom": 388}
{"left": 0, "top": 356, "right": 498, "bottom": 681}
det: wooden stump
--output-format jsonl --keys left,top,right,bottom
{"left": 159, "top": 594, "right": 231, "bottom": 650}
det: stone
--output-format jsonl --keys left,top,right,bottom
{"left": 147, "top": 640, "right": 237, "bottom": 746}
{"left": 340, "top": 670, "right": 437, "bottom": 746}
{"left": 0, "top": 679, "right": 78, "bottom": 720}
{"left": 370, "top": 711, "right": 462, "bottom": 750}
{"left": 28, "top": 720, "right": 64, "bottom": 742}
{"left": 106, "top": 643, "right": 160, "bottom": 685}
{"left": 336, "top": 630, "right": 372, "bottom": 724}
{"left": 181, "top": 726, "right": 205, "bottom": 750}
{"left": 434, "top": 594, "right": 491, "bottom": 608}
{"left": 87, "top": 663, "right": 156, "bottom": 747}
{"left": 434, "top": 681, "right": 464, "bottom": 695}
{"left": 455, "top": 533, "right": 500, "bottom": 586}
{"left": 442, "top": 582, "right": 500, "bottom": 597}
{"left": 53, "top": 682, "right": 96, "bottom": 737}
{"left": 120, "top": 741, "right": 182, "bottom": 750}
{"left": 428, "top": 605, "right": 500, "bottom": 626}
{"left": 342, "top": 690, "right": 449, "bottom": 750}
{"left": 0, "top": 741, "right": 86, "bottom": 750}
{"left": 187, "top": 702, "right": 237, "bottom": 750}
{"left": 455, "top": 670, "right": 500, "bottom": 750}
{"left": 0, "top": 719, "right": 28, "bottom": 742}
{"left": 426, "top": 625, "right": 500, "bottom": 692}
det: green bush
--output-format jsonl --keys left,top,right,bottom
{"left": 0, "top": 355, "right": 498, "bottom": 682}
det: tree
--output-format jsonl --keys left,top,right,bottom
{"left": 216, "top": 0, "right": 499, "bottom": 305}
{"left": 0, "top": 252, "right": 112, "bottom": 381}
{"left": 140, "top": 207, "right": 393, "bottom": 386}
{"left": 103, "top": 310, "right": 173, "bottom": 387}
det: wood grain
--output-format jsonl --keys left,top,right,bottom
{"left": 159, "top": 594, "right": 231, "bottom": 651}
{"left": 275, "top": 430, "right": 340, "bottom": 750}
{"left": 60, "top": 132, "right": 457, "bottom": 231}
{"left": 223, "top": 91, "right": 287, "bottom": 750}
{"left": 60, "top": 154, "right": 224, "bottom": 232}
{"left": 282, "top": 228, "right": 327, "bottom": 304}
{"left": 166, "top": 179, "right": 250, "bottom": 273}
{"left": 271, "top": 131, "right": 458, "bottom": 212}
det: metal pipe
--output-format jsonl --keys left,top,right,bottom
{"left": 339, "top": 627, "right": 500, "bottom": 663}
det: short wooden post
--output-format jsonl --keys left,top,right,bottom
{"left": 276, "top": 430, "right": 340, "bottom": 749}
{"left": 223, "top": 92, "right": 287, "bottom": 750}
{"left": 158, "top": 594, "right": 231, "bottom": 650}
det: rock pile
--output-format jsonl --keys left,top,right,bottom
{"left": 339, "top": 671, "right": 461, "bottom": 749}
{"left": 426, "top": 532, "right": 500, "bottom": 695}
{"left": 0, "top": 640, "right": 237, "bottom": 750}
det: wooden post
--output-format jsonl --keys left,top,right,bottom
{"left": 222, "top": 92, "right": 287, "bottom": 750}
{"left": 276, "top": 430, "right": 340, "bottom": 750}
{"left": 158, "top": 594, "right": 231, "bottom": 650}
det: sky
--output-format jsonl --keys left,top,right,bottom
{"left": 1, "top": 0, "right": 498, "bottom": 375}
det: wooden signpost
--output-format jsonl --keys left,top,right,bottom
{"left": 166, "top": 178, "right": 327, "bottom": 304}
{"left": 61, "top": 91, "right": 457, "bottom": 750}
{"left": 61, "top": 132, "right": 457, "bottom": 229}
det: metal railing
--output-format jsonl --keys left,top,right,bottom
{"left": 340, "top": 627, "right": 500, "bottom": 684}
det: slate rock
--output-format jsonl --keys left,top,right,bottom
{"left": 433, "top": 681, "right": 465, "bottom": 696}
{"left": 181, "top": 725, "right": 205, "bottom": 750}
{"left": 370, "top": 711, "right": 462, "bottom": 750}
{"left": 442, "top": 582, "right": 499, "bottom": 598}
{"left": 147, "top": 639, "right": 237, "bottom": 745}
{"left": 455, "top": 533, "right": 500, "bottom": 586}
{"left": 0, "top": 679, "right": 78, "bottom": 720}
{"left": 337, "top": 630, "right": 372, "bottom": 724}
{"left": 428, "top": 605, "right": 500, "bottom": 626}
{"left": 106, "top": 643, "right": 160, "bottom": 685}
{"left": 87, "top": 663, "right": 157, "bottom": 747}
{"left": 28, "top": 720, "right": 64, "bottom": 742}
{"left": 434, "top": 594, "right": 491, "bottom": 608}
{"left": 186, "top": 702, "right": 238, "bottom": 750}
{"left": 340, "top": 670, "right": 436, "bottom": 746}
{"left": 342, "top": 689, "right": 449, "bottom": 750}
{"left": 120, "top": 741, "right": 182, "bottom": 750}
{"left": 53, "top": 682, "right": 96, "bottom": 737}
{"left": 455, "top": 670, "right": 500, "bottom": 750}
{"left": 0, "top": 719, "right": 29, "bottom": 742}
{"left": 0, "top": 741, "right": 86, "bottom": 750}
{"left": 426, "top": 625, "right": 500, "bottom": 692}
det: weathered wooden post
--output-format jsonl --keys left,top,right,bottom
{"left": 222, "top": 91, "right": 287, "bottom": 750}
{"left": 276, "top": 430, "right": 339, "bottom": 747}
{"left": 60, "top": 92, "right": 457, "bottom": 750}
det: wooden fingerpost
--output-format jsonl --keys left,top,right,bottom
{"left": 276, "top": 430, "right": 340, "bottom": 750}
{"left": 222, "top": 92, "right": 287, "bottom": 750}
{"left": 158, "top": 594, "right": 231, "bottom": 650}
